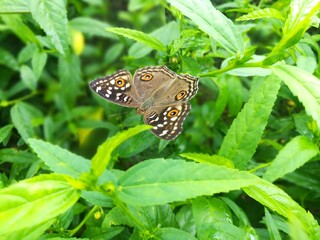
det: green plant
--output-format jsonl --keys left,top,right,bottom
{"left": 0, "top": 0, "right": 320, "bottom": 239}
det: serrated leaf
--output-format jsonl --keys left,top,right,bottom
{"left": 0, "top": 174, "right": 80, "bottom": 237}
{"left": 180, "top": 153, "right": 234, "bottom": 168}
{"left": 29, "top": 0, "right": 70, "bottom": 55}
{"left": 28, "top": 138, "right": 91, "bottom": 178}
{"left": 0, "top": 0, "right": 28, "bottom": 13}
{"left": 129, "top": 21, "right": 180, "bottom": 58}
{"left": 263, "top": 136, "right": 319, "bottom": 182}
{"left": 69, "top": 17, "right": 116, "bottom": 39}
{"left": 218, "top": 75, "right": 282, "bottom": 169}
{"left": 244, "top": 180, "right": 320, "bottom": 239}
{"left": 167, "top": 0, "right": 244, "bottom": 54}
{"left": 10, "top": 102, "right": 42, "bottom": 142}
{"left": 117, "top": 159, "right": 259, "bottom": 206}
{"left": 106, "top": 27, "right": 166, "bottom": 52}
{"left": 236, "top": 8, "right": 284, "bottom": 21}
{"left": 0, "top": 148, "right": 38, "bottom": 164}
{"left": 271, "top": 64, "right": 320, "bottom": 128}
{"left": 91, "top": 125, "right": 152, "bottom": 177}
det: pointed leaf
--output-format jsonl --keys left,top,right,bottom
{"left": 167, "top": 0, "right": 244, "bottom": 54}
{"left": 107, "top": 27, "right": 166, "bottom": 52}
{"left": 117, "top": 159, "right": 258, "bottom": 206}
{"left": 29, "top": 0, "right": 70, "bottom": 55}
{"left": 271, "top": 64, "right": 320, "bottom": 128}
{"left": 218, "top": 75, "right": 282, "bottom": 169}
{"left": 263, "top": 136, "right": 319, "bottom": 182}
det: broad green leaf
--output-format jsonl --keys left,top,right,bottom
{"left": 32, "top": 50, "right": 47, "bottom": 79}
{"left": 167, "top": 0, "right": 244, "bottom": 54}
{"left": 271, "top": 64, "right": 320, "bottom": 128}
{"left": 117, "top": 159, "right": 259, "bottom": 206}
{"left": 18, "top": 43, "right": 37, "bottom": 64}
{"left": 58, "top": 54, "right": 82, "bottom": 107}
{"left": 0, "top": 124, "right": 13, "bottom": 144}
{"left": 244, "top": 180, "right": 320, "bottom": 239}
{"left": 10, "top": 102, "right": 43, "bottom": 142}
{"left": 81, "top": 191, "right": 113, "bottom": 208}
{"left": 265, "top": 208, "right": 282, "bottom": 240}
{"left": 127, "top": 205, "right": 176, "bottom": 230}
{"left": 0, "top": 47, "right": 19, "bottom": 71}
{"left": 0, "top": 0, "right": 28, "bottom": 13}
{"left": 218, "top": 75, "right": 282, "bottom": 169}
{"left": 20, "top": 65, "right": 37, "bottom": 90}
{"left": 81, "top": 226, "right": 125, "bottom": 240}
{"left": 226, "top": 76, "right": 243, "bottom": 116}
{"left": 154, "top": 227, "right": 198, "bottom": 240}
{"left": 236, "top": 8, "right": 284, "bottom": 21}
{"left": 220, "top": 197, "right": 250, "bottom": 226}
{"left": 91, "top": 125, "right": 152, "bottom": 177}
{"left": 28, "top": 138, "right": 91, "bottom": 178}
{"left": 263, "top": 136, "right": 319, "bottom": 182}
{"left": 0, "top": 174, "right": 80, "bottom": 237}
{"left": 288, "top": 213, "right": 310, "bottom": 240}
{"left": 69, "top": 17, "right": 116, "bottom": 39}
{"left": 29, "top": 0, "right": 70, "bottom": 55}
{"left": 1, "top": 15, "right": 38, "bottom": 44}
{"left": 180, "top": 153, "right": 234, "bottom": 168}
{"left": 103, "top": 207, "right": 134, "bottom": 228}
{"left": 129, "top": 21, "right": 180, "bottom": 58}
{"left": 106, "top": 27, "right": 166, "bottom": 52}
{"left": 176, "top": 205, "right": 196, "bottom": 235}
{"left": 192, "top": 197, "right": 238, "bottom": 239}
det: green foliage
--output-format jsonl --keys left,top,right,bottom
{"left": 0, "top": 0, "right": 320, "bottom": 239}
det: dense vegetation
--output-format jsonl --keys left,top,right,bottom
{"left": 0, "top": 0, "right": 320, "bottom": 239}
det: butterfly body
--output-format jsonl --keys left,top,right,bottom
{"left": 89, "top": 66, "right": 199, "bottom": 140}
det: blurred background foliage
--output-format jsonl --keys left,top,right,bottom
{"left": 0, "top": 0, "right": 320, "bottom": 238}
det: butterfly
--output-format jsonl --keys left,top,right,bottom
{"left": 89, "top": 65, "right": 199, "bottom": 140}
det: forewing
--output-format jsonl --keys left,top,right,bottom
{"left": 133, "top": 66, "right": 176, "bottom": 101}
{"left": 143, "top": 102, "right": 191, "bottom": 140}
{"left": 89, "top": 70, "right": 141, "bottom": 107}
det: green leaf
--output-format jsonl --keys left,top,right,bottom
{"left": 106, "top": 27, "right": 166, "bottom": 52}
{"left": 271, "top": 64, "right": 320, "bottom": 128}
{"left": 28, "top": 138, "right": 91, "bottom": 178}
{"left": 0, "top": 0, "right": 28, "bottom": 13}
{"left": 0, "top": 174, "right": 80, "bottom": 238}
{"left": 69, "top": 17, "right": 116, "bottom": 39}
{"left": 167, "top": 0, "right": 244, "bottom": 54}
{"left": 218, "top": 75, "right": 282, "bottom": 169}
{"left": 264, "top": 208, "right": 282, "bottom": 240}
{"left": 10, "top": 102, "right": 43, "bottom": 142}
{"left": 20, "top": 65, "right": 37, "bottom": 90}
{"left": 117, "top": 159, "right": 259, "bottom": 206}
{"left": 192, "top": 197, "right": 241, "bottom": 239}
{"left": 0, "top": 148, "right": 38, "bottom": 164}
{"left": 243, "top": 180, "right": 320, "bottom": 239}
{"left": 0, "top": 47, "right": 19, "bottom": 71}
{"left": 263, "top": 136, "right": 319, "bottom": 182}
{"left": 129, "top": 21, "right": 180, "bottom": 58}
{"left": 154, "top": 227, "right": 198, "bottom": 240}
{"left": 180, "top": 153, "right": 234, "bottom": 168}
{"left": 29, "top": 0, "right": 70, "bottom": 55}
{"left": 91, "top": 125, "right": 152, "bottom": 177}
{"left": 236, "top": 8, "right": 284, "bottom": 21}
{"left": 1, "top": 15, "right": 38, "bottom": 44}
{"left": 0, "top": 124, "right": 13, "bottom": 144}
{"left": 58, "top": 54, "right": 82, "bottom": 107}
{"left": 32, "top": 50, "right": 47, "bottom": 79}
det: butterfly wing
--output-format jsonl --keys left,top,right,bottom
{"left": 89, "top": 70, "right": 141, "bottom": 108}
{"left": 133, "top": 66, "right": 176, "bottom": 101}
{"left": 143, "top": 102, "right": 191, "bottom": 140}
